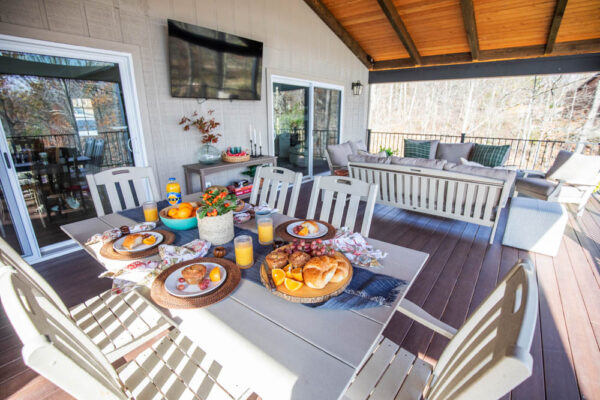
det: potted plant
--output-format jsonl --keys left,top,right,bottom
{"left": 179, "top": 110, "right": 222, "bottom": 164}
{"left": 196, "top": 187, "right": 237, "bottom": 244}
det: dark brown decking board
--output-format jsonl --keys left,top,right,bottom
{"left": 2, "top": 183, "right": 600, "bottom": 400}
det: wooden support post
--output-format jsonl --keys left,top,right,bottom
{"left": 375, "top": 0, "right": 422, "bottom": 66}
{"left": 545, "top": 0, "right": 569, "bottom": 54}
{"left": 459, "top": 0, "right": 480, "bottom": 60}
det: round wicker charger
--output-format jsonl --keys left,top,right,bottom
{"left": 100, "top": 230, "right": 175, "bottom": 260}
{"left": 151, "top": 257, "right": 241, "bottom": 309}
{"left": 275, "top": 219, "right": 337, "bottom": 243}
{"left": 259, "top": 252, "right": 353, "bottom": 303}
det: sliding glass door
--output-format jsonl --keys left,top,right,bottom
{"left": 271, "top": 76, "right": 342, "bottom": 177}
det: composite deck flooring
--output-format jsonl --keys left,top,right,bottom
{"left": 1, "top": 181, "right": 599, "bottom": 400}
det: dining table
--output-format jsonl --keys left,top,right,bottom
{"left": 61, "top": 192, "right": 429, "bottom": 400}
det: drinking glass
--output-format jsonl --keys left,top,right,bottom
{"left": 257, "top": 216, "right": 274, "bottom": 245}
{"left": 234, "top": 235, "right": 254, "bottom": 268}
{"left": 142, "top": 201, "right": 159, "bottom": 222}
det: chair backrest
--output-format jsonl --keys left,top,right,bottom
{"left": 86, "top": 166, "right": 160, "bottom": 216}
{"left": 545, "top": 150, "right": 600, "bottom": 186}
{"left": 0, "top": 236, "right": 69, "bottom": 316}
{"left": 0, "top": 267, "right": 126, "bottom": 400}
{"left": 306, "top": 175, "right": 378, "bottom": 237}
{"left": 249, "top": 166, "right": 303, "bottom": 217}
{"left": 426, "top": 259, "right": 538, "bottom": 400}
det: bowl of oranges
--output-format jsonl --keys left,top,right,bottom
{"left": 159, "top": 202, "right": 199, "bottom": 230}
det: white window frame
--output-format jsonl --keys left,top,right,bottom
{"left": 0, "top": 33, "right": 148, "bottom": 262}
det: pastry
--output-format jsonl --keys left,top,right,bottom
{"left": 235, "top": 199, "right": 245, "bottom": 212}
{"left": 289, "top": 251, "right": 311, "bottom": 268}
{"left": 181, "top": 264, "right": 207, "bottom": 284}
{"left": 122, "top": 233, "right": 143, "bottom": 250}
{"left": 303, "top": 256, "right": 337, "bottom": 289}
{"left": 302, "top": 221, "right": 320, "bottom": 234}
{"left": 329, "top": 252, "right": 351, "bottom": 283}
{"left": 265, "top": 250, "right": 288, "bottom": 269}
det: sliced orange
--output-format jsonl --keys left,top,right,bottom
{"left": 291, "top": 268, "right": 303, "bottom": 282}
{"left": 271, "top": 268, "right": 285, "bottom": 286}
{"left": 283, "top": 264, "right": 293, "bottom": 278}
{"left": 167, "top": 208, "right": 178, "bottom": 218}
{"left": 298, "top": 226, "right": 309, "bottom": 236}
{"left": 209, "top": 267, "right": 221, "bottom": 282}
{"left": 142, "top": 235, "right": 156, "bottom": 245}
{"left": 284, "top": 278, "right": 303, "bottom": 292}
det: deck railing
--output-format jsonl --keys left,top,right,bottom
{"left": 7, "top": 130, "right": 133, "bottom": 169}
{"left": 368, "top": 130, "right": 600, "bottom": 171}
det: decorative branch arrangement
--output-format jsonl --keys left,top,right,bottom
{"left": 179, "top": 110, "right": 221, "bottom": 144}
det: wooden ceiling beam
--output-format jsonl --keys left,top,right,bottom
{"left": 545, "top": 0, "right": 569, "bottom": 54}
{"left": 371, "top": 39, "right": 600, "bottom": 70}
{"left": 376, "top": 0, "right": 422, "bottom": 65}
{"left": 459, "top": 0, "right": 480, "bottom": 60}
{"left": 303, "top": 0, "right": 373, "bottom": 69}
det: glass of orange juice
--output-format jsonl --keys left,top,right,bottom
{"left": 234, "top": 235, "right": 254, "bottom": 268}
{"left": 257, "top": 216, "right": 274, "bottom": 245}
{"left": 142, "top": 201, "right": 159, "bottom": 222}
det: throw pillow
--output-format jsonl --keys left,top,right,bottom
{"left": 327, "top": 142, "right": 353, "bottom": 167}
{"left": 349, "top": 140, "right": 368, "bottom": 154}
{"left": 404, "top": 139, "right": 439, "bottom": 159}
{"left": 459, "top": 157, "right": 484, "bottom": 167}
{"left": 435, "top": 142, "right": 474, "bottom": 163}
{"left": 469, "top": 144, "right": 510, "bottom": 167}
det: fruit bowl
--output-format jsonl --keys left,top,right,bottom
{"left": 159, "top": 205, "right": 197, "bottom": 230}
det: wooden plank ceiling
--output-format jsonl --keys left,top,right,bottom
{"left": 304, "top": 0, "right": 600, "bottom": 70}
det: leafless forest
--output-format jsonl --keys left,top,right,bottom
{"left": 369, "top": 73, "right": 600, "bottom": 144}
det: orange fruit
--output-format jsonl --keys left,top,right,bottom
{"left": 291, "top": 268, "right": 303, "bottom": 282}
{"left": 167, "top": 208, "right": 178, "bottom": 218}
{"left": 283, "top": 264, "right": 293, "bottom": 278}
{"left": 298, "top": 226, "right": 309, "bottom": 236}
{"left": 179, "top": 202, "right": 193, "bottom": 210}
{"left": 209, "top": 267, "right": 221, "bottom": 282}
{"left": 271, "top": 269, "right": 285, "bottom": 286}
{"left": 176, "top": 208, "right": 192, "bottom": 219}
{"left": 284, "top": 278, "right": 303, "bottom": 292}
{"left": 142, "top": 235, "right": 156, "bottom": 245}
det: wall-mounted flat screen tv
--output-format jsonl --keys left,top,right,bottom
{"left": 168, "top": 19, "right": 263, "bottom": 100}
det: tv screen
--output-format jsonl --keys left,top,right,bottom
{"left": 168, "top": 20, "right": 263, "bottom": 100}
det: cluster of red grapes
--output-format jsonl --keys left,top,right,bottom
{"left": 286, "top": 238, "right": 336, "bottom": 257}
{"left": 177, "top": 277, "right": 211, "bottom": 291}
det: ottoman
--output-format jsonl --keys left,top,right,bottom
{"left": 502, "top": 197, "right": 567, "bottom": 257}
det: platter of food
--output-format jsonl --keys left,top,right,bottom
{"left": 113, "top": 232, "right": 163, "bottom": 254}
{"left": 234, "top": 199, "right": 251, "bottom": 214}
{"left": 164, "top": 262, "right": 227, "bottom": 298}
{"left": 260, "top": 240, "right": 353, "bottom": 303}
{"left": 286, "top": 220, "right": 328, "bottom": 239}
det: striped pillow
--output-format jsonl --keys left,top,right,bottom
{"left": 404, "top": 139, "right": 433, "bottom": 159}
{"left": 470, "top": 144, "right": 510, "bottom": 167}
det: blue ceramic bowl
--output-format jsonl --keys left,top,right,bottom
{"left": 159, "top": 206, "right": 197, "bottom": 230}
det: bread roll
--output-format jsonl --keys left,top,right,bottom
{"left": 303, "top": 256, "right": 337, "bottom": 289}
{"left": 289, "top": 251, "right": 311, "bottom": 268}
{"left": 181, "top": 264, "right": 207, "bottom": 284}
{"left": 122, "top": 234, "right": 143, "bottom": 250}
{"left": 329, "top": 253, "right": 350, "bottom": 283}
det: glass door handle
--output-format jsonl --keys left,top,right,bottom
{"left": 127, "top": 138, "right": 134, "bottom": 153}
{"left": 3, "top": 152, "right": 11, "bottom": 169}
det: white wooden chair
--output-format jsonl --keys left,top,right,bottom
{"left": 249, "top": 165, "right": 302, "bottom": 217}
{"left": 307, "top": 175, "right": 378, "bottom": 237}
{"left": 0, "top": 266, "right": 252, "bottom": 400}
{"left": 345, "top": 259, "right": 538, "bottom": 400}
{"left": 87, "top": 166, "right": 160, "bottom": 216}
{"left": 0, "top": 236, "right": 172, "bottom": 363}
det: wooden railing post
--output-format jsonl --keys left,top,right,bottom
{"left": 460, "top": 133, "right": 466, "bottom": 143}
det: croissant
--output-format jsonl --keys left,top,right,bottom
{"left": 329, "top": 253, "right": 351, "bottom": 283}
{"left": 303, "top": 256, "right": 337, "bottom": 289}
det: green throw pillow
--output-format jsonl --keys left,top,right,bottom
{"left": 404, "top": 139, "right": 432, "bottom": 159}
{"left": 470, "top": 144, "right": 510, "bottom": 167}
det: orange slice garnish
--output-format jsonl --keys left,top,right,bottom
{"left": 209, "top": 267, "right": 221, "bottom": 282}
{"left": 291, "top": 268, "right": 303, "bottom": 282}
{"left": 271, "top": 269, "right": 285, "bottom": 286}
{"left": 284, "top": 264, "right": 293, "bottom": 278}
{"left": 142, "top": 236, "right": 156, "bottom": 245}
{"left": 284, "top": 278, "right": 303, "bottom": 292}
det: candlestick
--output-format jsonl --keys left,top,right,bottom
{"left": 254, "top": 143, "right": 258, "bottom": 157}
{"left": 250, "top": 139, "right": 254, "bottom": 157}
{"left": 259, "top": 145, "right": 263, "bottom": 157}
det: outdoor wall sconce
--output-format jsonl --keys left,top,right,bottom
{"left": 352, "top": 81, "right": 363, "bottom": 95}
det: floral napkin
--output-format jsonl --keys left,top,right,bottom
{"left": 100, "top": 239, "right": 211, "bottom": 293}
{"left": 86, "top": 222, "right": 157, "bottom": 245}
{"left": 329, "top": 228, "right": 388, "bottom": 268}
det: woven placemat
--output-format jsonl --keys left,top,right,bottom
{"left": 99, "top": 230, "right": 175, "bottom": 260}
{"left": 150, "top": 257, "right": 241, "bottom": 309}
{"left": 275, "top": 219, "right": 336, "bottom": 242}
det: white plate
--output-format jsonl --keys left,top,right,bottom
{"left": 286, "top": 220, "right": 328, "bottom": 239}
{"left": 113, "top": 232, "right": 163, "bottom": 253}
{"left": 164, "top": 262, "right": 227, "bottom": 298}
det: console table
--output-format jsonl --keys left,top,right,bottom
{"left": 182, "top": 155, "right": 277, "bottom": 194}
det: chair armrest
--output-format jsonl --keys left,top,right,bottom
{"left": 396, "top": 299, "right": 458, "bottom": 339}
{"left": 521, "top": 169, "right": 545, "bottom": 178}
{"left": 547, "top": 180, "right": 564, "bottom": 200}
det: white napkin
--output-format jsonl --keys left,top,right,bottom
{"left": 330, "top": 228, "right": 388, "bottom": 268}
{"left": 86, "top": 222, "right": 157, "bottom": 245}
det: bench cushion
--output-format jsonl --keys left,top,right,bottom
{"left": 516, "top": 177, "right": 558, "bottom": 198}
{"left": 390, "top": 156, "right": 447, "bottom": 170}
{"left": 348, "top": 153, "right": 391, "bottom": 164}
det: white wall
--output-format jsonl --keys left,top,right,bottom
{"left": 0, "top": 0, "right": 369, "bottom": 192}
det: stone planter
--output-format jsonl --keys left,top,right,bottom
{"left": 196, "top": 210, "right": 234, "bottom": 245}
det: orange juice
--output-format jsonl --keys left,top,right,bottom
{"left": 166, "top": 178, "right": 181, "bottom": 205}
{"left": 143, "top": 204, "right": 158, "bottom": 222}
{"left": 234, "top": 235, "right": 254, "bottom": 268}
{"left": 257, "top": 216, "right": 273, "bottom": 245}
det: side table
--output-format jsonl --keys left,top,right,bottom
{"left": 182, "top": 155, "right": 277, "bottom": 194}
